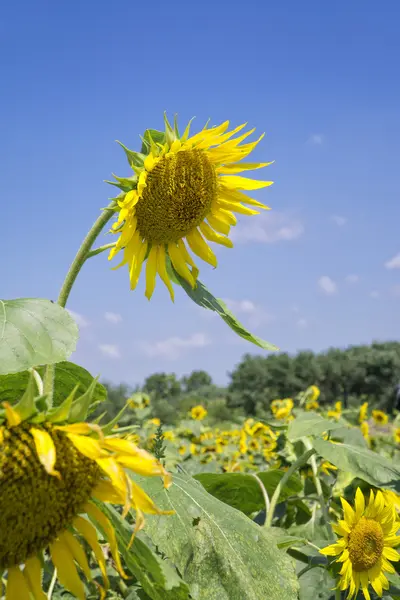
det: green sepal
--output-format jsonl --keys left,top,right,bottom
{"left": 46, "top": 384, "right": 79, "bottom": 423}
{"left": 34, "top": 394, "right": 50, "bottom": 414}
{"left": 105, "top": 173, "right": 138, "bottom": 193}
{"left": 92, "top": 411, "right": 107, "bottom": 424}
{"left": 181, "top": 117, "right": 196, "bottom": 142}
{"left": 68, "top": 377, "right": 99, "bottom": 423}
{"left": 140, "top": 129, "right": 166, "bottom": 155}
{"left": 116, "top": 141, "right": 146, "bottom": 170}
{"left": 164, "top": 112, "right": 177, "bottom": 147}
{"left": 12, "top": 372, "right": 38, "bottom": 421}
{"left": 173, "top": 114, "right": 180, "bottom": 139}
{"left": 101, "top": 399, "right": 133, "bottom": 436}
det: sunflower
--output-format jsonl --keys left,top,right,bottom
{"left": 320, "top": 488, "right": 400, "bottom": 599}
{"left": 328, "top": 401, "right": 342, "bottom": 420}
{"left": 271, "top": 398, "right": 294, "bottom": 420}
{"left": 361, "top": 421, "right": 371, "bottom": 445}
{"left": 0, "top": 378, "right": 172, "bottom": 599}
{"left": 359, "top": 401, "right": 369, "bottom": 423}
{"left": 108, "top": 115, "right": 273, "bottom": 299}
{"left": 190, "top": 405, "right": 208, "bottom": 421}
{"left": 372, "top": 410, "right": 389, "bottom": 426}
{"left": 394, "top": 427, "right": 400, "bottom": 445}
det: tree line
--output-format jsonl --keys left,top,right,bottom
{"left": 99, "top": 341, "right": 400, "bottom": 422}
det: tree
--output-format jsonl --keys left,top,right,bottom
{"left": 181, "top": 370, "right": 212, "bottom": 392}
{"left": 143, "top": 373, "right": 181, "bottom": 400}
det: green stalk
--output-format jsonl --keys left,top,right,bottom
{"left": 264, "top": 448, "right": 315, "bottom": 527}
{"left": 251, "top": 473, "right": 270, "bottom": 520}
{"left": 43, "top": 202, "right": 116, "bottom": 400}
{"left": 302, "top": 437, "right": 333, "bottom": 538}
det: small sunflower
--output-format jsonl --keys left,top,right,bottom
{"left": 372, "top": 410, "right": 389, "bottom": 426}
{"left": 359, "top": 401, "right": 369, "bottom": 423}
{"left": 190, "top": 405, "right": 208, "bottom": 421}
{"left": 394, "top": 427, "right": 400, "bottom": 445}
{"left": 320, "top": 488, "right": 400, "bottom": 599}
{"left": 109, "top": 115, "right": 273, "bottom": 300}
{"left": 271, "top": 398, "right": 294, "bottom": 420}
{"left": 0, "top": 379, "right": 172, "bottom": 599}
{"left": 361, "top": 421, "right": 371, "bottom": 445}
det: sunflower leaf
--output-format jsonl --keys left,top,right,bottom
{"left": 132, "top": 473, "right": 299, "bottom": 600}
{"left": 170, "top": 268, "right": 278, "bottom": 352}
{"left": 0, "top": 298, "right": 78, "bottom": 375}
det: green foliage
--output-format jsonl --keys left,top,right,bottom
{"left": 287, "top": 411, "right": 343, "bottom": 441}
{"left": 132, "top": 474, "right": 299, "bottom": 600}
{"left": 0, "top": 298, "right": 78, "bottom": 374}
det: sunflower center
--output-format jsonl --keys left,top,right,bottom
{"left": 348, "top": 517, "right": 384, "bottom": 571}
{"left": 0, "top": 422, "right": 101, "bottom": 568}
{"left": 135, "top": 148, "right": 218, "bottom": 244}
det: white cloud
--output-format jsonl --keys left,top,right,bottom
{"left": 331, "top": 215, "right": 347, "bottom": 227}
{"left": 369, "top": 291, "right": 380, "bottom": 299}
{"left": 141, "top": 333, "right": 210, "bottom": 360}
{"left": 297, "top": 318, "right": 308, "bottom": 329}
{"left": 67, "top": 310, "right": 89, "bottom": 328}
{"left": 308, "top": 134, "right": 324, "bottom": 145}
{"left": 99, "top": 344, "right": 121, "bottom": 359}
{"left": 104, "top": 312, "right": 122, "bottom": 324}
{"left": 318, "top": 276, "right": 338, "bottom": 295}
{"left": 345, "top": 274, "right": 360, "bottom": 284}
{"left": 231, "top": 212, "right": 304, "bottom": 244}
{"left": 385, "top": 253, "right": 400, "bottom": 270}
{"left": 223, "top": 298, "right": 274, "bottom": 328}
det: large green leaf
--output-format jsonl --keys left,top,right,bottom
{"left": 0, "top": 361, "right": 106, "bottom": 408}
{"left": 194, "top": 470, "right": 302, "bottom": 516}
{"left": 0, "top": 299, "right": 78, "bottom": 374}
{"left": 134, "top": 474, "right": 299, "bottom": 600}
{"left": 312, "top": 438, "right": 400, "bottom": 491}
{"left": 287, "top": 411, "right": 343, "bottom": 441}
{"left": 297, "top": 565, "right": 335, "bottom": 600}
{"left": 171, "top": 271, "right": 278, "bottom": 352}
{"left": 98, "top": 504, "right": 191, "bottom": 600}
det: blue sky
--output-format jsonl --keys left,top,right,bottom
{"left": 2, "top": 1, "right": 400, "bottom": 386}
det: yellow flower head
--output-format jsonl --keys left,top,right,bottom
{"left": 271, "top": 398, "right": 294, "bottom": 420}
{"left": 190, "top": 405, "right": 208, "bottom": 421}
{"left": 320, "top": 488, "right": 400, "bottom": 599}
{"left": 361, "top": 421, "right": 370, "bottom": 441}
{"left": 359, "top": 401, "right": 369, "bottom": 423}
{"left": 328, "top": 401, "right": 342, "bottom": 420}
{"left": 0, "top": 387, "right": 172, "bottom": 600}
{"left": 147, "top": 417, "right": 161, "bottom": 427}
{"left": 305, "top": 400, "right": 320, "bottom": 411}
{"left": 308, "top": 385, "right": 321, "bottom": 402}
{"left": 394, "top": 427, "right": 400, "bottom": 445}
{"left": 372, "top": 410, "right": 389, "bottom": 426}
{"left": 109, "top": 115, "right": 273, "bottom": 300}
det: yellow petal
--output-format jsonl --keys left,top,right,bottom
{"left": 186, "top": 228, "right": 217, "bottom": 267}
{"left": 220, "top": 187, "right": 270, "bottom": 210}
{"left": 212, "top": 206, "right": 237, "bottom": 225}
{"left": 217, "top": 161, "right": 274, "bottom": 174}
{"left": 129, "top": 239, "right": 148, "bottom": 290}
{"left": 74, "top": 516, "right": 109, "bottom": 591}
{"left": 199, "top": 221, "right": 233, "bottom": 248}
{"left": 6, "top": 566, "right": 31, "bottom": 600}
{"left": 116, "top": 454, "right": 167, "bottom": 477}
{"left": 217, "top": 198, "right": 259, "bottom": 216}
{"left": 219, "top": 175, "right": 273, "bottom": 191}
{"left": 383, "top": 546, "right": 400, "bottom": 561}
{"left": 60, "top": 530, "right": 92, "bottom": 581}
{"left": 50, "top": 538, "right": 85, "bottom": 600}
{"left": 130, "top": 480, "right": 175, "bottom": 516}
{"left": 24, "top": 556, "right": 47, "bottom": 600}
{"left": 156, "top": 245, "right": 175, "bottom": 301}
{"left": 145, "top": 246, "right": 158, "bottom": 300}
{"left": 56, "top": 422, "right": 103, "bottom": 437}
{"left": 30, "top": 427, "right": 60, "bottom": 478}
{"left": 206, "top": 213, "right": 230, "bottom": 235}
{"left": 177, "top": 239, "right": 199, "bottom": 280}
{"left": 85, "top": 502, "right": 128, "bottom": 579}
{"left": 92, "top": 478, "right": 126, "bottom": 504}
{"left": 341, "top": 497, "right": 355, "bottom": 526}
{"left": 67, "top": 433, "right": 104, "bottom": 460}
{"left": 96, "top": 457, "right": 129, "bottom": 499}
{"left": 3, "top": 402, "right": 22, "bottom": 427}
{"left": 168, "top": 242, "right": 196, "bottom": 287}
{"left": 355, "top": 488, "right": 365, "bottom": 518}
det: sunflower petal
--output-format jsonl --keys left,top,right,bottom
{"left": 30, "top": 427, "right": 60, "bottom": 479}
{"left": 186, "top": 228, "right": 217, "bottom": 267}
{"left": 50, "top": 538, "right": 85, "bottom": 600}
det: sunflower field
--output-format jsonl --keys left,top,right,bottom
{"left": 1, "top": 116, "right": 400, "bottom": 600}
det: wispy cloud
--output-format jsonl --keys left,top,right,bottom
{"left": 318, "top": 276, "right": 338, "bottom": 296}
{"left": 67, "top": 310, "right": 90, "bottom": 328}
{"left": 369, "top": 291, "right": 380, "bottom": 299}
{"left": 99, "top": 344, "right": 121, "bottom": 358}
{"left": 297, "top": 318, "right": 308, "bottom": 329}
{"left": 385, "top": 253, "right": 400, "bottom": 270}
{"left": 104, "top": 312, "right": 122, "bottom": 324}
{"left": 141, "top": 333, "right": 210, "bottom": 360}
{"left": 345, "top": 274, "right": 360, "bottom": 284}
{"left": 231, "top": 212, "right": 304, "bottom": 244}
{"left": 392, "top": 285, "right": 400, "bottom": 297}
{"left": 223, "top": 298, "right": 274, "bottom": 328}
{"left": 307, "top": 134, "right": 324, "bottom": 145}
{"left": 331, "top": 215, "right": 347, "bottom": 227}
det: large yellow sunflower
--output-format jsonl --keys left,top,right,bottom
{"left": 320, "top": 488, "right": 400, "bottom": 599}
{"left": 109, "top": 115, "right": 273, "bottom": 299}
{"left": 0, "top": 381, "right": 172, "bottom": 599}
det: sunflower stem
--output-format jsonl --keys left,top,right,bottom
{"left": 47, "top": 568, "right": 57, "bottom": 599}
{"left": 43, "top": 202, "right": 116, "bottom": 401}
{"left": 335, "top": 588, "right": 341, "bottom": 600}
{"left": 251, "top": 473, "right": 270, "bottom": 524}
{"left": 85, "top": 241, "right": 116, "bottom": 259}
{"left": 265, "top": 448, "right": 316, "bottom": 527}
{"left": 302, "top": 437, "right": 334, "bottom": 539}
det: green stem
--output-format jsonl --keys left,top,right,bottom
{"left": 251, "top": 473, "right": 270, "bottom": 522}
{"left": 43, "top": 202, "right": 116, "bottom": 399}
{"left": 335, "top": 588, "right": 341, "bottom": 600}
{"left": 265, "top": 448, "right": 315, "bottom": 527}
{"left": 302, "top": 437, "right": 333, "bottom": 538}
{"left": 85, "top": 241, "right": 116, "bottom": 259}
{"left": 47, "top": 568, "right": 57, "bottom": 599}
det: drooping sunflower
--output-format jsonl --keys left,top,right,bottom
{"left": 108, "top": 114, "right": 273, "bottom": 299}
{"left": 0, "top": 377, "right": 172, "bottom": 599}
{"left": 320, "top": 488, "right": 400, "bottom": 599}
{"left": 359, "top": 401, "right": 369, "bottom": 423}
